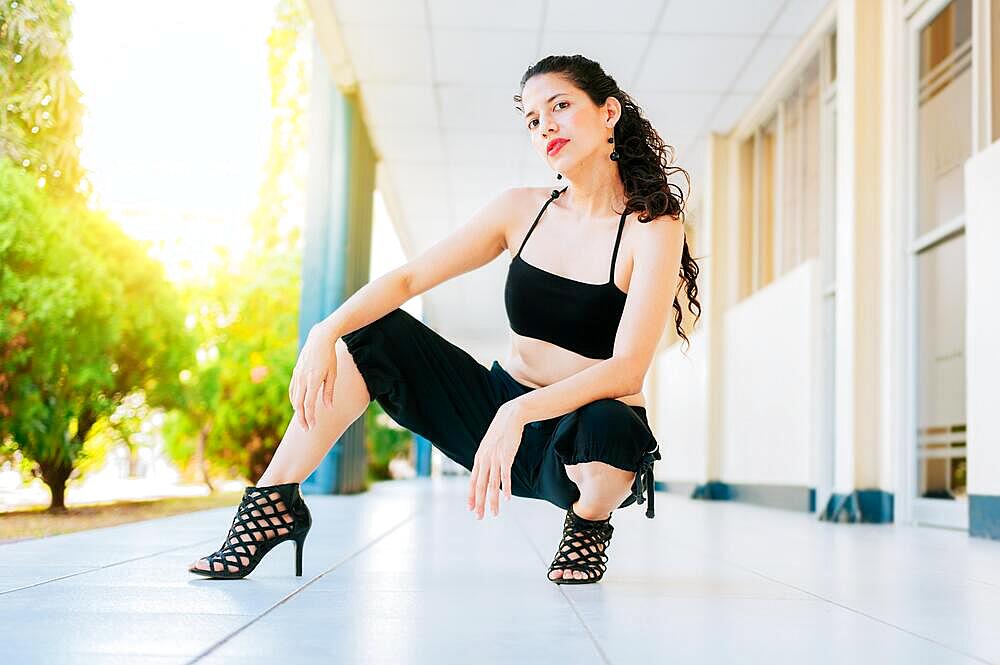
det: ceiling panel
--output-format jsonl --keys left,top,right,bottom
{"left": 634, "top": 34, "right": 758, "bottom": 92}
{"left": 657, "top": 0, "right": 786, "bottom": 36}
{"left": 427, "top": 0, "right": 544, "bottom": 31}
{"left": 359, "top": 82, "right": 438, "bottom": 128}
{"left": 332, "top": 0, "right": 426, "bottom": 26}
{"left": 635, "top": 90, "right": 722, "bottom": 147}
{"left": 545, "top": 0, "right": 664, "bottom": 33}
{"left": 373, "top": 127, "right": 446, "bottom": 163}
{"left": 709, "top": 93, "right": 757, "bottom": 133}
{"left": 772, "top": 0, "right": 833, "bottom": 36}
{"left": 443, "top": 130, "right": 525, "bottom": 170}
{"left": 731, "top": 36, "right": 801, "bottom": 93}
{"left": 432, "top": 29, "right": 539, "bottom": 85}
{"left": 436, "top": 84, "right": 524, "bottom": 132}
{"left": 536, "top": 31, "right": 648, "bottom": 87}
{"left": 342, "top": 26, "right": 433, "bottom": 82}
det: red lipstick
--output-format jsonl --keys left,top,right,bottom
{"left": 547, "top": 138, "right": 570, "bottom": 155}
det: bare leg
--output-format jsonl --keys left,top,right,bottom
{"left": 255, "top": 337, "right": 373, "bottom": 485}
{"left": 189, "top": 337, "right": 372, "bottom": 573}
{"left": 548, "top": 461, "right": 634, "bottom": 581}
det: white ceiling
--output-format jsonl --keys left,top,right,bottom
{"left": 312, "top": 0, "right": 831, "bottom": 361}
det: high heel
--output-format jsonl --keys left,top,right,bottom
{"left": 188, "top": 481, "right": 312, "bottom": 579}
{"left": 546, "top": 505, "right": 614, "bottom": 584}
{"left": 293, "top": 531, "right": 306, "bottom": 577}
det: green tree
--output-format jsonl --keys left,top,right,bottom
{"left": 365, "top": 402, "right": 413, "bottom": 481}
{"left": 163, "top": 246, "right": 301, "bottom": 486}
{"left": 0, "top": 0, "right": 87, "bottom": 201}
{"left": 0, "top": 159, "right": 194, "bottom": 510}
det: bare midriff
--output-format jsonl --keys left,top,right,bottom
{"left": 499, "top": 333, "right": 647, "bottom": 409}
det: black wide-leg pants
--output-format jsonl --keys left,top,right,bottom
{"left": 340, "top": 308, "right": 661, "bottom": 517}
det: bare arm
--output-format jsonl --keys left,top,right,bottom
{"left": 313, "top": 187, "right": 520, "bottom": 340}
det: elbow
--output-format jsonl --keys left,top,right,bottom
{"left": 398, "top": 267, "right": 415, "bottom": 299}
{"left": 613, "top": 357, "right": 645, "bottom": 396}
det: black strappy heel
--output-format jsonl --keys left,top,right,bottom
{"left": 188, "top": 481, "right": 312, "bottom": 579}
{"left": 547, "top": 505, "right": 614, "bottom": 584}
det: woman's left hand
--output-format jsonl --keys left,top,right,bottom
{"left": 468, "top": 401, "right": 526, "bottom": 519}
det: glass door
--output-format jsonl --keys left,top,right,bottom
{"left": 907, "top": 0, "right": 971, "bottom": 529}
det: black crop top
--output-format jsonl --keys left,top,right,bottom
{"left": 504, "top": 186, "right": 628, "bottom": 360}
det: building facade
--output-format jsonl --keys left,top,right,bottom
{"left": 649, "top": 0, "right": 1000, "bottom": 538}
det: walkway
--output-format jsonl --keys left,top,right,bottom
{"left": 0, "top": 476, "right": 997, "bottom": 664}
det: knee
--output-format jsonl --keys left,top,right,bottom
{"left": 576, "top": 460, "right": 633, "bottom": 485}
{"left": 335, "top": 336, "right": 357, "bottom": 371}
{"left": 577, "top": 398, "right": 633, "bottom": 427}
{"left": 340, "top": 308, "right": 406, "bottom": 345}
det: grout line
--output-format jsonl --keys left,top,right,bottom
{"left": 0, "top": 536, "right": 223, "bottom": 596}
{"left": 511, "top": 508, "right": 614, "bottom": 665}
{"left": 970, "top": 577, "right": 1000, "bottom": 591}
{"left": 675, "top": 535, "right": 997, "bottom": 665}
{"left": 185, "top": 506, "right": 425, "bottom": 664}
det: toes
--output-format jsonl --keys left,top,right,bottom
{"left": 549, "top": 569, "right": 563, "bottom": 580}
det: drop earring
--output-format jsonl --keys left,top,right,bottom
{"left": 608, "top": 135, "right": 619, "bottom": 161}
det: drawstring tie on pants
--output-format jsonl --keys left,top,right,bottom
{"left": 632, "top": 446, "right": 658, "bottom": 519}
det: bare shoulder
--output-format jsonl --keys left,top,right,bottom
{"left": 494, "top": 186, "right": 551, "bottom": 252}
{"left": 503, "top": 185, "right": 552, "bottom": 211}
{"left": 627, "top": 209, "right": 684, "bottom": 248}
{"left": 620, "top": 210, "right": 684, "bottom": 283}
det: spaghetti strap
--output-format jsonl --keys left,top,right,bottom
{"left": 515, "top": 186, "right": 568, "bottom": 258}
{"left": 608, "top": 209, "right": 627, "bottom": 282}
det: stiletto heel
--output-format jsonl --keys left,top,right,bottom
{"left": 293, "top": 532, "right": 307, "bottom": 577}
{"left": 188, "top": 481, "right": 312, "bottom": 579}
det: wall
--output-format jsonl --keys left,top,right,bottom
{"left": 965, "top": 139, "right": 1000, "bottom": 499}
{"left": 720, "top": 259, "right": 821, "bottom": 486}
{"left": 651, "top": 328, "right": 708, "bottom": 485}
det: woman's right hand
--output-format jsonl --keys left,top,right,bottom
{"left": 288, "top": 323, "right": 339, "bottom": 432}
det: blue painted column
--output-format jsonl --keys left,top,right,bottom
{"left": 298, "top": 35, "right": 376, "bottom": 496}
{"left": 412, "top": 311, "right": 434, "bottom": 477}
{"left": 414, "top": 434, "right": 432, "bottom": 477}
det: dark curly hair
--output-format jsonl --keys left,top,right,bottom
{"left": 513, "top": 54, "right": 702, "bottom": 353}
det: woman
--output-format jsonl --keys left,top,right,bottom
{"left": 188, "top": 54, "right": 700, "bottom": 584}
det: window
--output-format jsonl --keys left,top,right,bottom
{"left": 738, "top": 138, "right": 755, "bottom": 300}
{"left": 916, "top": 0, "right": 972, "bottom": 236}
{"left": 912, "top": 0, "right": 971, "bottom": 504}
{"left": 735, "top": 31, "right": 835, "bottom": 299}
{"left": 756, "top": 118, "right": 776, "bottom": 289}
{"left": 779, "top": 56, "right": 822, "bottom": 276}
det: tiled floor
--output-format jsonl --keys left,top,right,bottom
{"left": 0, "top": 476, "right": 997, "bottom": 664}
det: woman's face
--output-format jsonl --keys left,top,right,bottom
{"left": 520, "top": 73, "right": 613, "bottom": 172}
